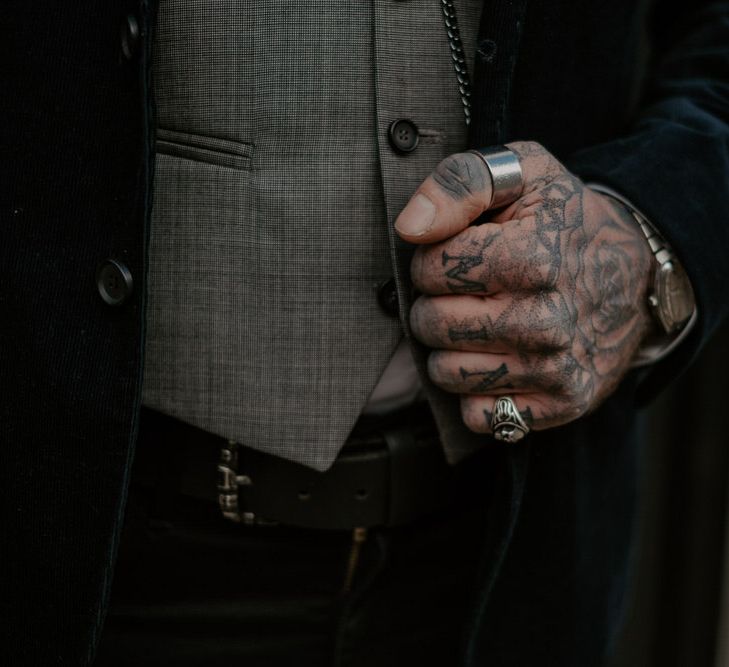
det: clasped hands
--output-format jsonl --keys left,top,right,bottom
{"left": 394, "top": 141, "right": 653, "bottom": 436}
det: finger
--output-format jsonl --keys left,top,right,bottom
{"left": 410, "top": 293, "right": 574, "bottom": 354}
{"left": 459, "top": 393, "right": 583, "bottom": 436}
{"left": 427, "top": 350, "right": 576, "bottom": 397}
{"left": 411, "top": 215, "right": 561, "bottom": 296}
{"left": 394, "top": 142, "right": 565, "bottom": 246}
{"left": 394, "top": 152, "right": 493, "bottom": 244}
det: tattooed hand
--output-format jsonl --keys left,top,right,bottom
{"left": 394, "top": 141, "right": 654, "bottom": 436}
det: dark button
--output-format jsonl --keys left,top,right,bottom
{"left": 120, "top": 14, "right": 140, "bottom": 60}
{"left": 97, "top": 259, "right": 133, "bottom": 306}
{"left": 388, "top": 119, "right": 419, "bottom": 154}
{"left": 477, "top": 39, "right": 497, "bottom": 63}
{"left": 377, "top": 278, "right": 399, "bottom": 317}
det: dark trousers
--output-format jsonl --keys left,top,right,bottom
{"left": 95, "top": 431, "right": 495, "bottom": 666}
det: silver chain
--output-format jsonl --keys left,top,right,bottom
{"left": 440, "top": 0, "right": 472, "bottom": 126}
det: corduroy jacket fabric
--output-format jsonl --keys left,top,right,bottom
{"left": 1, "top": 1, "right": 727, "bottom": 665}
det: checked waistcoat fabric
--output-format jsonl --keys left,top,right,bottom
{"left": 141, "top": 0, "right": 483, "bottom": 470}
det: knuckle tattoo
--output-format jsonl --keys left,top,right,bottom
{"left": 460, "top": 363, "right": 509, "bottom": 393}
{"left": 440, "top": 227, "right": 499, "bottom": 295}
{"left": 443, "top": 249, "right": 487, "bottom": 294}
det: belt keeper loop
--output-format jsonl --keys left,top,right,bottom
{"left": 382, "top": 426, "right": 418, "bottom": 525}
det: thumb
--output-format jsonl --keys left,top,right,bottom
{"left": 394, "top": 152, "right": 494, "bottom": 244}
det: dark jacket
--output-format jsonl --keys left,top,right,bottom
{"left": 1, "top": 0, "right": 727, "bottom": 664}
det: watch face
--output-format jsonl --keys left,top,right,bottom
{"left": 655, "top": 261, "right": 695, "bottom": 333}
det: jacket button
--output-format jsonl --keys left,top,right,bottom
{"left": 388, "top": 119, "right": 419, "bottom": 154}
{"left": 477, "top": 39, "right": 497, "bottom": 63}
{"left": 377, "top": 278, "right": 400, "bottom": 317}
{"left": 97, "top": 260, "right": 133, "bottom": 306}
{"left": 120, "top": 14, "right": 140, "bottom": 60}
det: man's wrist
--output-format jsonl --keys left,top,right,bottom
{"left": 587, "top": 183, "right": 698, "bottom": 368}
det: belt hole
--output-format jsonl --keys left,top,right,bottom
{"left": 354, "top": 489, "right": 369, "bottom": 501}
{"left": 298, "top": 490, "right": 311, "bottom": 501}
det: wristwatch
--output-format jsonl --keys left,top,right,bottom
{"left": 588, "top": 184, "right": 697, "bottom": 367}
{"left": 635, "top": 213, "right": 694, "bottom": 334}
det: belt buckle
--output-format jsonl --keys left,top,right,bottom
{"left": 217, "top": 440, "right": 258, "bottom": 525}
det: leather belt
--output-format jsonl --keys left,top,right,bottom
{"left": 133, "top": 404, "right": 458, "bottom": 530}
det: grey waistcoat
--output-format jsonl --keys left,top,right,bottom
{"left": 142, "top": 0, "right": 483, "bottom": 471}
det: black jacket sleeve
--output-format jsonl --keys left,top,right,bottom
{"left": 565, "top": 1, "right": 729, "bottom": 402}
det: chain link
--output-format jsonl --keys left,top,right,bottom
{"left": 440, "top": 0, "right": 472, "bottom": 126}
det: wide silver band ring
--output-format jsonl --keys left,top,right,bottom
{"left": 491, "top": 396, "right": 530, "bottom": 443}
{"left": 468, "top": 146, "right": 523, "bottom": 210}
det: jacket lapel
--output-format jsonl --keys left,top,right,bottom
{"left": 469, "top": 0, "right": 529, "bottom": 147}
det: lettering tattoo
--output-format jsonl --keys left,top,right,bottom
{"left": 448, "top": 323, "right": 491, "bottom": 342}
{"left": 443, "top": 250, "right": 487, "bottom": 293}
{"left": 460, "top": 363, "right": 510, "bottom": 392}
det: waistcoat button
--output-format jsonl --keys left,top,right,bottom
{"left": 97, "top": 260, "right": 133, "bottom": 306}
{"left": 121, "top": 14, "right": 140, "bottom": 60}
{"left": 388, "top": 119, "right": 419, "bottom": 154}
{"left": 377, "top": 278, "right": 400, "bottom": 317}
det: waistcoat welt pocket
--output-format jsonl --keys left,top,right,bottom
{"left": 156, "top": 128, "right": 254, "bottom": 171}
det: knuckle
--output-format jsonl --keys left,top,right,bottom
{"left": 550, "top": 354, "right": 579, "bottom": 394}
{"left": 551, "top": 388, "right": 587, "bottom": 423}
{"left": 409, "top": 296, "right": 442, "bottom": 346}
{"left": 507, "top": 140, "right": 566, "bottom": 191}
{"left": 427, "top": 350, "right": 448, "bottom": 384}
{"left": 529, "top": 261, "right": 559, "bottom": 291}
{"left": 508, "top": 140, "right": 544, "bottom": 160}
{"left": 542, "top": 367, "right": 568, "bottom": 395}
{"left": 522, "top": 140, "right": 544, "bottom": 154}
{"left": 560, "top": 377, "right": 580, "bottom": 402}
{"left": 408, "top": 297, "right": 427, "bottom": 337}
